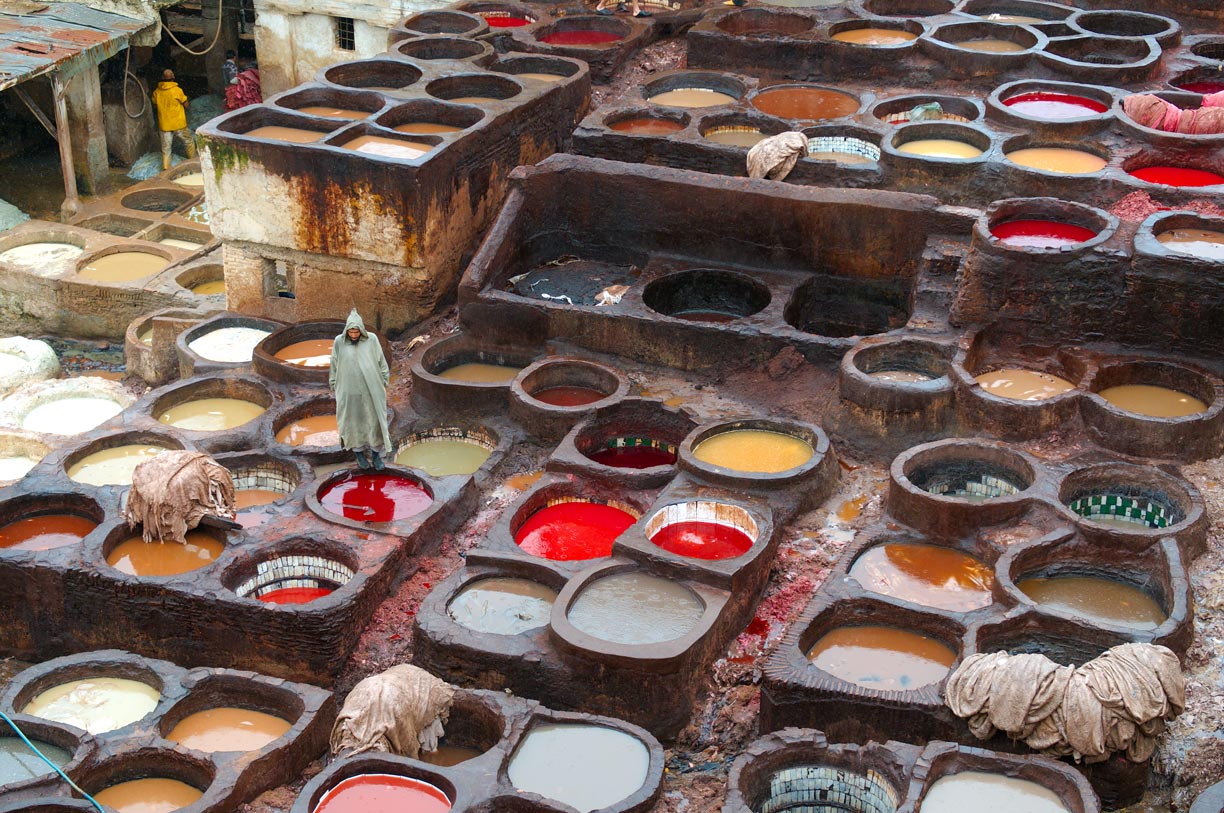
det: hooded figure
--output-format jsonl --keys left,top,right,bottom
{"left": 330, "top": 309, "right": 392, "bottom": 469}
{"left": 151, "top": 69, "right": 196, "bottom": 170}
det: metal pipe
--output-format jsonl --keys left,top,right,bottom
{"left": 50, "top": 70, "right": 80, "bottom": 220}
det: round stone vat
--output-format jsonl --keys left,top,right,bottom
{"left": 784, "top": 274, "right": 911, "bottom": 339}
{"left": 1190, "top": 39, "right": 1224, "bottom": 62}
{"left": 322, "top": 59, "right": 423, "bottom": 92}
{"left": 563, "top": 398, "right": 694, "bottom": 486}
{"left": 1056, "top": 461, "right": 1201, "bottom": 548}
{"left": 253, "top": 321, "right": 344, "bottom": 385}
{"left": 907, "top": 744, "right": 1100, "bottom": 813}
{"left": 174, "top": 264, "right": 225, "bottom": 297}
{"left": 426, "top": 74, "right": 521, "bottom": 104}
{"left": 75, "top": 245, "right": 171, "bottom": 284}
{"left": 680, "top": 418, "right": 834, "bottom": 499}
{"left": 393, "top": 36, "right": 494, "bottom": 63}
{"left": 63, "top": 431, "right": 183, "bottom": 488}
{"left": 863, "top": 0, "right": 953, "bottom": 16}
{"left": 643, "top": 269, "right": 769, "bottom": 323}
{"left": 924, "top": 21, "right": 1042, "bottom": 64}
{"left": 374, "top": 99, "right": 485, "bottom": 139}
{"left": 313, "top": 468, "right": 434, "bottom": 526}
{"left": 0, "top": 493, "right": 102, "bottom": 553}
{"left": 828, "top": 18, "right": 924, "bottom": 47}
{"left": 222, "top": 453, "right": 305, "bottom": 525}
{"left": 271, "top": 397, "right": 339, "bottom": 451}
{"left": 990, "top": 79, "right": 1114, "bottom": 129}
{"left": 510, "top": 358, "right": 628, "bottom": 439}
{"left": 101, "top": 522, "right": 228, "bottom": 578}
{"left": 493, "top": 55, "right": 581, "bottom": 83}
{"left": 803, "top": 129, "right": 882, "bottom": 165}
{"left": 150, "top": 376, "right": 272, "bottom": 440}
{"left": 978, "top": 197, "right": 1114, "bottom": 254}
{"left": 715, "top": 9, "right": 815, "bottom": 36}
{"left": 1082, "top": 360, "right": 1223, "bottom": 460}
{"left": 168, "top": 162, "right": 206, "bottom": 187}
{"left": 888, "top": 439, "right": 1037, "bottom": 535}
{"left": 9, "top": 654, "right": 165, "bottom": 736}
{"left": 1071, "top": 9, "right": 1179, "bottom": 45}
{"left": 510, "top": 488, "right": 642, "bottom": 561}
{"left": 871, "top": 93, "right": 982, "bottom": 125}
{"left": 750, "top": 84, "right": 861, "bottom": 121}
{"left": 225, "top": 539, "right": 358, "bottom": 606}
{"left": 839, "top": 337, "right": 955, "bottom": 432}
{"left": 958, "top": 0, "right": 1072, "bottom": 23}
{"left": 157, "top": 674, "right": 303, "bottom": 753}
{"left": 1117, "top": 91, "right": 1224, "bottom": 148}
{"left": 120, "top": 188, "right": 195, "bottom": 214}
{"left": 968, "top": 612, "right": 1129, "bottom": 666}
{"left": 416, "top": 690, "right": 508, "bottom": 767}
{"left": 1038, "top": 35, "right": 1159, "bottom": 80}
{"left": 644, "top": 500, "right": 759, "bottom": 561}
{"left": 178, "top": 315, "right": 281, "bottom": 374}
{"left": 460, "top": 2, "right": 536, "bottom": 29}
{"left": 410, "top": 334, "right": 537, "bottom": 414}
{"left": 0, "top": 713, "right": 90, "bottom": 792}
{"left": 0, "top": 231, "right": 86, "bottom": 276}
{"left": 1170, "top": 66, "right": 1224, "bottom": 95}
{"left": 441, "top": 562, "right": 563, "bottom": 637}
{"left": 73, "top": 214, "right": 153, "bottom": 237}
{"left": 76, "top": 749, "right": 217, "bottom": 813}
{"left": 295, "top": 755, "right": 456, "bottom": 813}
{"left": 5, "top": 377, "right": 133, "bottom": 437}
{"left": 395, "top": 426, "right": 498, "bottom": 478}
{"left": 532, "top": 16, "right": 629, "bottom": 48}
{"left": 272, "top": 86, "right": 388, "bottom": 120}
{"left": 1000, "top": 134, "right": 1108, "bottom": 176}
{"left": 400, "top": 9, "right": 485, "bottom": 35}
{"left": 698, "top": 112, "right": 788, "bottom": 149}
{"left": 886, "top": 121, "right": 993, "bottom": 165}
{"left": 643, "top": 71, "right": 746, "bottom": 109}
{"left": 1137, "top": 211, "right": 1224, "bottom": 263}
{"left": 847, "top": 535, "right": 998, "bottom": 613}
{"left": 1122, "top": 152, "right": 1224, "bottom": 188}
{"left": 0, "top": 432, "right": 50, "bottom": 484}
{"left": 604, "top": 107, "right": 690, "bottom": 136}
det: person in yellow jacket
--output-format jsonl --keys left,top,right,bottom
{"left": 151, "top": 69, "right": 196, "bottom": 170}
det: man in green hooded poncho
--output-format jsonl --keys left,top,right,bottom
{"left": 330, "top": 309, "right": 392, "bottom": 469}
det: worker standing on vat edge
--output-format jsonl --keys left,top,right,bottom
{"left": 330, "top": 309, "right": 393, "bottom": 471}
{"left": 151, "top": 69, "right": 197, "bottom": 171}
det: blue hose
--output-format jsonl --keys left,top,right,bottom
{"left": 0, "top": 710, "right": 106, "bottom": 813}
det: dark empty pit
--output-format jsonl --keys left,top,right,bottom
{"left": 785, "top": 275, "right": 913, "bottom": 338}
{"left": 510, "top": 254, "right": 642, "bottom": 305}
{"left": 400, "top": 9, "right": 484, "bottom": 35}
{"left": 395, "top": 37, "right": 490, "bottom": 61}
{"left": 872, "top": 94, "right": 980, "bottom": 125}
{"left": 120, "top": 189, "right": 195, "bottom": 213}
{"left": 1073, "top": 10, "right": 1177, "bottom": 41}
{"left": 323, "top": 59, "right": 423, "bottom": 92}
{"left": 715, "top": 10, "right": 814, "bottom": 37}
{"left": 862, "top": 0, "right": 952, "bottom": 16}
{"left": 907, "top": 457, "right": 1029, "bottom": 501}
{"left": 1059, "top": 464, "right": 1189, "bottom": 532}
{"left": 643, "top": 269, "right": 769, "bottom": 323}
{"left": 426, "top": 74, "right": 521, "bottom": 105}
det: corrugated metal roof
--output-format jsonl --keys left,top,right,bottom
{"left": 0, "top": 2, "right": 146, "bottom": 92}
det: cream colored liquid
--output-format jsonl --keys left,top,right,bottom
{"left": 693, "top": 429, "right": 813, "bottom": 473}
{"left": 160, "top": 238, "right": 203, "bottom": 250}
{"left": 807, "top": 150, "right": 874, "bottom": 164}
{"left": 1099, "top": 384, "right": 1207, "bottom": 417}
{"left": 276, "top": 414, "right": 339, "bottom": 446}
{"left": 395, "top": 438, "right": 492, "bottom": 476}
{"left": 191, "top": 279, "right": 225, "bottom": 295}
{"left": 650, "top": 89, "right": 738, "bottom": 108}
{"left": 517, "top": 72, "right": 565, "bottom": 82}
{"left": 94, "top": 778, "right": 202, "bottom": 813}
{"left": 958, "top": 38, "right": 1026, "bottom": 52}
{"left": 898, "top": 139, "right": 983, "bottom": 159}
{"left": 22, "top": 396, "right": 122, "bottom": 435}
{"left": 24, "top": 677, "right": 160, "bottom": 734}
{"left": 567, "top": 572, "right": 703, "bottom": 645}
{"left": 172, "top": 172, "right": 205, "bottom": 187}
{"left": 106, "top": 530, "right": 225, "bottom": 577}
{"left": 437, "top": 362, "right": 522, "bottom": 382}
{"left": 297, "top": 106, "right": 369, "bottom": 119}
{"left": 1157, "top": 228, "right": 1224, "bottom": 261}
{"left": 870, "top": 370, "right": 934, "bottom": 383}
{"left": 832, "top": 28, "right": 917, "bottom": 45}
{"left": 157, "top": 398, "right": 266, "bottom": 431}
{"left": 0, "top": 455, "right": 38, "bottom": 480}
{"left": 393, "top": 122, "right": 463, "bottom": 134}
{"left": 342, "top": 135, "right": 434, "bottom": 160}
{"left": 67, "top": 444, "right": 166, "bottom": 486}
{"left": 0, "top": 242, "right": 83, "bottom": 269}
{"left": 78, "top": 252, "right": 168, "bottom": 282}
{"left": 245, "top": 125, "right": 325, "bottom": 143}
{"left": 274, "top": 339, "right": 332, "bottom": 367}
{"left": 922, "top": 772, "right": 1070, "bottom": 813}
{"left": 975, "top": 368, "right": 1075, "bottom": 400}
{"left": 187, "top": 327, "right": 270, "bottom": 363}
{"left": 508, "top": 724, "right": 649, "bottom": 813}
{"left": 448, "top": 577, "right": 557, "bottom": 635}
{"left": 166, "top": 706, "right": 291, "bottom": 752}
{"left": 705, "top": 129, "right": 765, "bottom": 147}
{"left": 1005, "top": 147, "right": 1107, "bottom": 174}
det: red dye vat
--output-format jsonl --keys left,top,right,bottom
{"left": 540, "top": 30, "right": 623, "bottom": 45}
{"left": 515, "top": 501, "right": 636, "bottom": 560}
{"left": 258, "top": 587, "right": 334, "bottom": 605}
{"left": 313, "top": 775, "right": 451, "bottom": 813}
{"left": 530, "top": 386, "right": 606, "bottom": 406}
{"left": 1129, "top": 166, "right": 1224, "bottom": 187}
{"left": 1002, "top": 91, "right": 1108, "bottom": 119}
{"left": 0, "top": 514, "right": 97, "bottom": 552}
{"left": 485, "top": 15, "right": 530, "bottom": 26}
{"left": 1177, "top": 81, "right": 1224, "bottom": 95}
{"left": 319, "top": 472, "right": 432, "bottom": 522}
{"left": 990, "top": 219, "right": 1098, "bottom": 248}
{"left": 651, "top": 521, "right": 754, "bottom": 560}
{"left": 588, "top": 445, "right": 676, "bottom": 469}
{"left": 609, "top": 117, "right": 685, "bottom": 136}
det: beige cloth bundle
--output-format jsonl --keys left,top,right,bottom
{"left": 330, "top": 664, "right": 456, "bottom": 759}
{"left": 747, "top": 132, "right": 809, "bottom": 181}
{"left": 123, "top": 450, "right": 235, "bottom": 544}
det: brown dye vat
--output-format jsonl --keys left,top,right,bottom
{"left": 276, "top": 415, "right": 340, "bottom": 446}
{"left": 958, "top": 37, "right": 1027, "bottom": 52}
{"left": 166, "top": 706, "right": 292, "bottom": 752}
{"left": 848, "top": 543, "right": 994, "bottom": 612}
{"left": 806, "top": 625, "right": 957, "bottom": 690}
{"left": 245, "top": 126, "right": 326, "bottom": 143}
{"left": 235, "top": 489, "right": 283, "bottom": 509}
{"left": 419, "top": 745, "right": 483, "bottom": 766}
{"left": 705, "top": 128, "right": 765, "bottom": 147}
{"left": 158, "top": 398, "right": 266, "bottom": 432}
{"left": 751, "top": 87, "right": 858, "bottom": 120}
{"left": 832, "top": 28, "right": 918, "bottom": 45}
{"left": 296, "top": 106, "right": 370, "bottom": 119}
{"left": 1098, "top": 384, "right": 1207, "bottom": 417}
{"left": 93, "top": 778, "right": 203, "bottom": 813}
{"left": 450, "top": 96, "right": 499, "bottom": 104}
{"left": 975, "top": 369, "right": 1076, "bottom": 400}
{"left": 651, "top": 89, "right": 738, "bottom": 108}
{"left": 609, "top": 117, "right": 686, "bottom": 135}
{"left": 106, "top": 531, "right": 225, "bottom": 576}
{"left": 79, "top": 252, "right": 168, "bottom": 282}
{"left": 1018, "top": 576, "right": 1166, "bottom": 629}
{"left": 1157, "top": 229, "right": 1224, "bottom": 261}
{"left": 275, "top": 339, "right": 333, "bottom": 368}
{"left": 0, "top": 514, "right": 96, "bottom": 551}
{"left": 439, "top": 363, "right": 521, "bottom": 382}
{"left": 342, "top": 135, "right": 435, "bottom": 159}
{"left": 394, "top": 123, "right": 465, "bottom": 134}
{"left": 518, "top": 73, "right": 565, "bottom": 82}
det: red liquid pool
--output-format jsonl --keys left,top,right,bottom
{"left": 313, "top": 775, "right": 450, "bottom": 813}
{"left": 1177, "top": 81, "right": 1224, "bottom": 95}
{"left": 609, "top": 117, "right": 686, "bottom": 136}
{"left": 651, "top": 521, "right": 754, "bottom": 560}
{"left": 0, "top": 514, "right": 97, "bottom": 551}
{"left": 588, "top": 445, "right": 676, "bottom": 469}
{"left": 318, "top": 472, "right": 433, "bottom": 522}
{"left": 258, "top": 587, "right": 334, "bottom": 605}
{"left": 540, "top": 30, "right": 623, "bottom": 46}
{"left": 1129, "top": 166, "right": 1224, "bottom": 187}
{"left": 485, "top": 16, "right": 530, "bottom": 27}
{"left": 1002, "top": 91, "right": 1108, "bottom": 119}
{"left": 990, "top": 219, "right": 1098, "bottom": 248}
{"left": 515, "top": 501, "right": 636, "bottom": 560}
{"left": 530, "top": 386, "right": 606, "bottom": 406}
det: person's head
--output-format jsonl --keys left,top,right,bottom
{"left": 346, "top": 327, "right": 362, "bottom": 343}
{"left": 225, "top": 50, "right": 236, "bottom": 60}
{"left": 162, "top": 69, "right": 175, "bottom": 81}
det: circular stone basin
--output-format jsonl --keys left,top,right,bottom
{"left": 172, "top": 172, "right": 205, "bottom": 187}
{"left": 649, "top": 88, "right": 737, "bottom": 108}
{"left": 528, "top": 386, "right": 607, "bottom": 407}
{"left": 448, "top": 577, "right": 558, "bottom": 635}
{"left": 587, "top": 438, "right": 676, "bottom": 469}
{"left": 705, "top": 126, "right": 765, "bottom": 148}
{"left": 21, "top": 395, "right": 124, "bottom": 435}
{"left": 188, "top": 327, "right": 272, "bottom": 364}
{"left": 67, "top": 444, "right": 167, "bottom": 486}
{"left": 1005, "top": 147, "right": 1107, "bottom": 174}
{"left": 908, "top": 455, "right": 1029, "bottom": 501}
{"left": 0, "top": 242, "right": 84, "bottom": 270}
{"left": 751, "top": 86, "right": 859, "bottom": 120}
{"left": 1128, "top": 166, "right": 1224, "bottom": 187}
{"left": 1097, "top": 384, "right": 1207, "bottom": 417}
{"left": 318, "top": 472, "right": 433, "bottom": 522}
{"left": 832, "top": 28, "right": 917, "bottom": 45}
{"left": 806, "top": 625, "right": 957, "bottom": 690}
{"left": 849, "top": 543, "right": 994, "bottom": 612}
{"left": 167, "top": 707, "right": 292, "bottom": 752}
{"left": 643, "top": 269, "right": 769, "bottom": 322}
{"left": 315, "top": 775, "right": 450, "bottom": 813}
{"left": 483, "top": 13, "right": 530, "bottom": 26}
{"left": 191, "top": 279, "right": 224, "bottom": 295}
{"left": 274, "top": 339, "right": 332, "bottom": 367}
{"left": 897, "top": 138, "right": 983, "bottom": 159}
{"left": 0, "top": 513, "right": 97, "bottom": 552}
{"left": 78, "top": 251, "right": 168, "bottom": 282}
{"left": 1176, "top": 79, "right": 1224, "bottom": 94}
{"left": 157, "top": 398, "right": 266, "bottom": 432}
{"left": 121, "top": 189, "right": 194, "bottom": 212}
{"left": 107, "top": 531, "right": 225, "bottom": 576}
{"left": 990, "top": 219, "right": 1097, "bottom": 248}
{"left": 1017, "top": 575, "right": 1165, "bottom": 629}
{"left": 568, "top": 571, "right": 703, "bottom": 645}
{"left": 1065, "top": 489, "right": 1182, "bottom": 530}
{"left": 23, "top": 677, "right": 160, "bottom": 734}
{"left": 1003, "top": 91, "right": 1108, "bottom": 119}
{"left": 395, "top": 435, "right": 493, "bottom": 477}
{"left": 975, "top": 368, "right": 1077, "bottom": 400}
{"left": 957, "top": 38, "right": 1026, "bottom": 52}
{"left": 540, "top": 29, "right": 622, "bottom": 45}
{"left": 95, "top": 779, "right": 203, "bottom": 813}
{"left": 231, "top": 551, "right": 355, "bottom": 604}
{"left": 807, "top": 135, "right": 880, "bottom": 164}
{"left": 1157, "top": 229, "right": 1224, "bottom": 261}
{"left": 0, "top": 736, "right": 71, "bottom": 783}
{"left": 437, "top": 361, "right": 522, "bottom": 382}
{"left": 693, "top": 429, "right": 813, "bottom": 474}
{"left": 647, "top": 506, "right": 754, "bottom": 560}
{"left": 609, "top": 116, "right": 686, "bottom": 135}
{"left": 515, "top": 500, "right": 636, "bottom": 560}
{"left": 922, "top": 772, "right": 1071, "bottom": 813}
{"left": 276, "top": 414, "right": 339, "bottom": 446}
{"left": 508, "top": 723, "right": 648, "bottom": 813}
